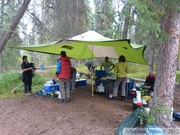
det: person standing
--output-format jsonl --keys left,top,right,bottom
{"left": 112, "top": 55, "right": 128, "bottom": 101}
{"left": 56, "top": 51, "right": 71, "bottom": 103}
{"left": 100, "top": 56, "right": 115, "bottom": 76}
{"left": 70, "top": 67, "right": 77, "bottom": 92}
{"left": 21, "top": 55, "right": 33, "bottom": 96}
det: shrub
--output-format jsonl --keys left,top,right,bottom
{"left": 0, "top": 70, "right": 46, "bottom": 99}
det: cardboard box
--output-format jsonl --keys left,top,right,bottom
{"left": 44, "top": 83, "right": 60, "bottom": 93}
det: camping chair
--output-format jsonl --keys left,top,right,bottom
{"left": 116, "top": 106, "right": 144, "bottom": 135}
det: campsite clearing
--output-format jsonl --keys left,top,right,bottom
{"left": 0, "top": 84, "right": 180, "bottom": 135}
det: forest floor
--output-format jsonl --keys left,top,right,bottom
{"left": 0, "top": 72, "right": 180, "bottom": 135}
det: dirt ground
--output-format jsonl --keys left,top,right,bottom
{"left": 0, "top": 83, "right": 180, "bottom": 135}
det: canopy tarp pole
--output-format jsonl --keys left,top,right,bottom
{"left": 91, "top": 45, "right": 94, "bottom": 96}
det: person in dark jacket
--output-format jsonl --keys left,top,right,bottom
{"left": 85, "top": 61, "right": 97, "bottom": 79}
{"left": 144, "top": 72, "right": 156, "bottom": 91}
{"left": 70, "top": 67, "right": 77, "bottom": 92}
{"left": 56, "top": 51, "right": 71, "bottom": 103}
{"left": 21, "top": 55, "right": 33, "bottom": 95}
{"left": 85, "top": 61, "right": 93, "bottom": 79}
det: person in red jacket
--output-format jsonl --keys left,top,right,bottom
{"left": 144, "top": 72, "right": 156, "bottom": 91}
{"left": 56, "top": 51, "right": 71, "bottom": 103}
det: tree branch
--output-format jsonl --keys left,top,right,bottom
{"left": 0, "top": 0, "right": 31, "bottom": 53}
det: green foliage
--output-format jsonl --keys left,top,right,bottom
{"left": 127, "top": 63, "right": 149, "bottom": 79}
{"left": 77, "top": 64, "right": 90, "bottom": 73}
{"left": 0, "top": 71, "right": 21, "bottom": 92}
{"left": 32, "top": 74, "right": 46, "bottom": 85}
{"left": 2, "top": 35, "right": 23, "bottom": 70}
{"left": 1, "top": 0, "right": 24, "bottom": 71}
{"left": 127, "top": 64, "right": 180, "bottom": 83}
{"left": 0, "top": 70, "right": 46, "bottom": 99}
{"left": 140, "top": 109, "right": 156, "bottom": 127}
{"left": 139, "top": 86, "right": 148, "bottom": 96}
{"left": 140, "top": 98, "right": 170, "bottom": 127}
{"left": 77, "top": 62, "right": 179, "bottom": 85}
{"left": 0, "top": 71, "right": 22, "bottom": 99}
{"left": 31, "top": 74, "right": 46, "bottom": 91}
{"left": 44, "top": 68, "right": 56, "bottom": 80}
{"left": 128, "top": 72, "right": 147, "bottom": 79}
{"left": 128, "top": 63, "right": 148, "bottom": 73}
{"left": 94, "top": 0, "right": 115, "bottom": 37}
{"left": 176, "top": 71, "right": 180, "bottom": 83}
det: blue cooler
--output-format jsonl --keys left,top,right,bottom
{"left": 76, "top": 79, "right": 87, "bottom": 87}
{"left": 44, "top": 83, "right": 60, "bottom": 93}
{"left": 95, "top": 70, "right": 106, "bottom": 78}
{"left": 95, "top": 70, "right": 107, "bottom": 85}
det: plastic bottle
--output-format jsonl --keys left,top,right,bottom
{"left": 54, "top": 78, "right": 57, "bottom": 84}
{"left": 136, "top": 91, "right": 141, "bottom": 102}
{"left": 99, "top": 82, "right": 104, "bottom": 92}
{"left": 50, "top": 88, "right": 54, "bottom": 99}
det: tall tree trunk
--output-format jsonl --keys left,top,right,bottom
{"left": 152, "top": 8, "right": 180, "bottom": 127}
{"left": 0, "top": 0, "right": 31, "bottom": 53}
{"left": 122, "top": 3, "right": 131, "bottom": 39}
{"left": 149, "top": 32, "right": 156, "bottom": 72}
{"left": 0, "top": 0, "right": 5, "bottom": 72}
{"left": 177, "top": 42, "right": 180, "bottom": 70}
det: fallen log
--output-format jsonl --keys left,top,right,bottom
{"left": 11, "top": 83, "right": 23, "bottom": 94}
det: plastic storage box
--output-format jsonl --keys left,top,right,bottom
{"left": 128, "top": 90, "right": 137, "bottom": 99}
{"left": 144, "top": 126, "right": 165, "bottom": 135}
{"left": 95, "top": 70, "right": 106, "bottom": 78}
{"left": 44, "top": 83, "right": 60, "bottom": 93}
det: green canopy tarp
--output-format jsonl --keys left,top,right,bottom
{"left": 11, "top": 30, "right": 147, "bottom": 65}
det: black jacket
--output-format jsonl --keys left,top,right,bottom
{"left": 21, "top": 62, "right": 32, "bottom": 84}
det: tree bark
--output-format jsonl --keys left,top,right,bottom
{"left": 152, "top": 8, "right": 180, "bottom": 127}
{"left": 177, "top": 42, "right": 180, "bottom": 70}
{"left": 122, "top": 3, "right": 132, "bottom": 39}
{"left": 149, "top": 32, "right": 156, "bottom": 72}
{"left": 0, "top": 0, "right": 5, "bottom": 71}
{"left": 0, "top": 0, "right": 31, "bottom": 53}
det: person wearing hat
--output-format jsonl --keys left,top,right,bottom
{"left": 56, "top": 51, "right": 71, "bottom": 103}
{"left": 100, "top": 56, "right": 115, "bottom": 76}
{"left": 85, "top": 61, "right": 97, "bottom": 79}
{"left": 85, "top": 61, "right": 93, "bottom": 79}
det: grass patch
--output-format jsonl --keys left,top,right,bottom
{"left": 0, "top": 70, "right": 46, "bottom": 99}
{"left": 1, "top": 63, "right": 179, "bottom": 99}
{"left": 45, "top": 68, "right": 56, "bottom": 80}
{"left": 127, "top": 63, "right": 149, "bottom": 79}
{"left": 75, "top": 63, "right": 180, "bottom": 83}
{"left": 76, "top": 63, "right": 149, "bottom": 79}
